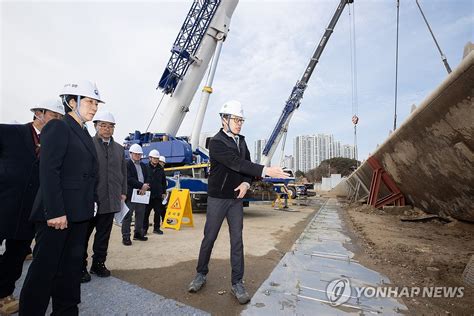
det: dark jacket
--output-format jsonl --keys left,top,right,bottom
{"left": 93, "top": 135, "right": 127, "bottom": 214}
{"left": 30, "top": 115, "right": 98, "bottom": 222}
{"left": 0, "top": 123, "right": 39, "bottom": 240}
{"left": 146, "top": 163, "right": 167, "bottom": 199}
{"left": 126, "top": 159, "right": 149, "bottom": 201}
{"left": 208, "top": 129, "right": 264, "bottom": 199}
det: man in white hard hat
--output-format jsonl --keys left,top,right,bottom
{"left": 158, "top": 155, "right": 166, "bottom": 167}
{"left": 81, "top": 111, "right": 127, "bottom": 283}
{"left": 30, "top": 99, "right": 65, "bottom": 125}
{"left": 0, "top": 99, "right": 64, "bottom": 315}
{"left": 159, "top": 156, "right": 169, "bottom": 205}
{"left": 144, "top": 150, "right": 167, "bottom": 235}
{"left": 20, "top": 80, "right": 103, "bottom": 315}
{"left": 188, "top": 100, "right": 289, "bottom": 304}
{"left": 122, "top": 144, "right": 149, "bottom": 245}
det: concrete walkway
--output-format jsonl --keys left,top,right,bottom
{"left": 242, "top": 198, "right": 408, "bottom": 315}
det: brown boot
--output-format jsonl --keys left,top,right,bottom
{"left": 0, "top": 295, "right": 19, "bottom": 315}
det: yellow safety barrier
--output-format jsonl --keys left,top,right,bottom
{"left": 162, "top": 188, "right": 194, "bottom": 230}
{"left": 272, "top": 184, "right": 292, "bottom": 210}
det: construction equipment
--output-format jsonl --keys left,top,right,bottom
{"left": 124, "top": 0, "right": 239, "bottom": 208}
{"left": 260, "top": 0, "right": 354, "bottom": 167}
{"left": 60, "top": 80, "right": 105, "bottom": 104}
{"left": 92, "top": 111, "right": 115, "bottom": 124}
{"left": 129, "top": 143, "right": 143, "bottom": 155}
{"left": 272, "top": 184, "right": 293, "bottom": 210}
{"left": 124, "top": 0, "right": 351, "bottom": 206}
{"left": 30, "top": 99, "right": 65, "bottom": 116}
{"left": 255, "top": 0, "right": 354, "bottom": 200}
{"left": 125, "top": 0, "right": 238, "bottom": 163}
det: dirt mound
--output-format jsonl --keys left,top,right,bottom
{"left": 342, "top": 200, "right": 474, "bottom": 315}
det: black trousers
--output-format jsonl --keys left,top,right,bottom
{"left": 122, "top": 202, "right": 146, "bottom": 238}
{"left": 144, "top": 197, "right": 165, "bottom": 232}
{"left": 0, "top": 239, "right": 31, "bottom": 298}
{"left": 196, "top": 197, "right": 244, "bottom": 285}
{"left": 83, "top": 212, "right": 114, "bottom": 267}
{"left": 19, "top": 221, "right": 89, "bottom": 316}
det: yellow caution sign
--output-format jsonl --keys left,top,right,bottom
{"left": 171, "top": 198, "right": 181, "bottom": 210}
{"left": 162, "top": 188, "right": 194, "bottom": 230}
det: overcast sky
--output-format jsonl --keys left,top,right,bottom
{"left": 1, "top": 0, "right": 473, "bottom": 165}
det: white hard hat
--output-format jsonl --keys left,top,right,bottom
{"left": 93, "top": 111, "right": 115, "bottom": 124}
{"left": 159, "top": 156, "right": 166, "bottom": 163}
{"left": 129, "top": 143, "right": 143, "bottom": 154}
{"left": 219, "top": 100, "right": 244, "bottom": 118}
{"left": 30, "top": 99, "right": 65, "bottom": 115}
{"left": 149, "top": 149, "right": 160, "bottom": 158}
{"left": 60, "top": 80, "right": 105, "bottom": 103}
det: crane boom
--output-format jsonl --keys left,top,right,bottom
{"left": 156, "top": 0, "right": 238, "bottom": 136}
{"left": 125, "top": 0, "right": 238, "bottom": 165}
{"left": 260, "top": 0, "right": 353, "bottom": 166}
{"left": 158, "top": 1, "right": 221, "bottom": 95}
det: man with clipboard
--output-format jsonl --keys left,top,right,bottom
{"left": 122, "top": 144, "right": 149, "bottom": 246}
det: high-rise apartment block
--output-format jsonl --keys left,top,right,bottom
{"left": 293, "top": 134, "right": 356, "bottom": 172}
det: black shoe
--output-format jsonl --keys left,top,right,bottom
{"left": 231, "top": 282, "right": 251, "bottom": 304}
{"left": 153, "top": 229, "right": 164, "bottom": 235}
{"left": 90, "top": 261, "right": 111, "bottom": 277}
{"left": 188, "top": 273, "right": 206, "bottom": 293}
{"left": 122, "top": 237, "right": 132, "bottom": 246}
{"left": 81, "top": 269, "right": 91, "bottom": 283}
{"left": 133, "top": 233, "right": 148, "bottom": 241}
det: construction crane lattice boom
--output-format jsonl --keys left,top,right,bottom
{"left": 260, "top": 0, "right": 353, "bottom": 166}
{"left": 158, "top": 0, "right": 221, "bottom": 95}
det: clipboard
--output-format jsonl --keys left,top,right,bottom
{"left": 131, "top": 189, "right": 151, "bottom": 204}
{"left": 114, "top": 201, "right": 130, "bottom": 224}
{"left": 162, "top": 191, "right": 170, "bottom": 205}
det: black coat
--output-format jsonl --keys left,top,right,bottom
{"left": 208, "top": 129, "right": 264, "bottom": 199}
{"left": 0, "top": 123, "right": 39, "bottom": 240}
{"left": 30, "top": 115, "right": 98, "bottom": 223}
{"left": 126, "top": 159, "right": 149, "bottom": 201}
{"left": 146, "top": 163, "right": 167, "bottom": 199}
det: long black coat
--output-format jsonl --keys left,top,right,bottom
{"left": 30, "top": 115, "right": 98, "bottom": 223}
{"left": 146, "top": 163, "right": 167, "bottom": 199}
{"left": 126, "top": 159, "right": 148, "bottom": 201}
{"left": 0, "top": 123, "right": 39, "bottom": 240}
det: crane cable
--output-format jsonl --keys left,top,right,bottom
{"left": 145, "top": 92, "right": 166, "bottom": 133}
{"left": 393, "top": 0, "right": 400, "bottom": 131}
{"left": 415, "top": 0, "right": 452, "bottom": 74}
{"left": 348, "top": 2, "right": 359, "bottom": 165}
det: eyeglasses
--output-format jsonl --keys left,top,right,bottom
{"left": 98, "top": 123, "right": 115, "bottom": 129}
{"left": 230, "top": 116, "right": 245, "bottom": 124}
